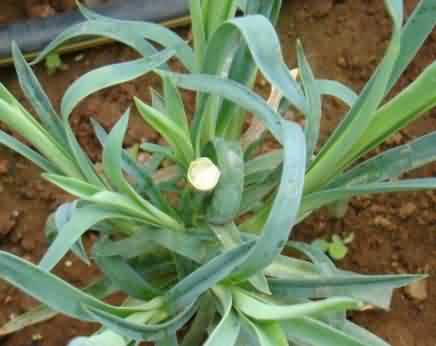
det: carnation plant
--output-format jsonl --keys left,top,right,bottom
{"left": 0, "top": 0, "right": 435, "bottom": 345}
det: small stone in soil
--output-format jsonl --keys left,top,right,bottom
{"left": 399, "top": 202, "right": 417, "bottom": 219}
{"left": 373, "top": 215, "right": 395, "bottom": 231}
{"left": 74, "top": 53, "right": 85, "bottom": 62}
{"left": 32, "top": 333, "right": 43, "bottom": 341}
{"left": 337, "top": 56, "right": 347, "bottom": 68}
{"left": 405, "top": 279, "right": 428, "bottom": 301}
{"left": 386, "top": 132, "right": 403, "bottom": 145}
{"left": 0, "top": 159, "right": 9, "bottom": 175}
{"left": 311, "top": 0, "right": 333, "bottom": 18}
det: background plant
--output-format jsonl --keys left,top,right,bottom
{"left": 0, "top": 0, "right": 434, "bottom": 345}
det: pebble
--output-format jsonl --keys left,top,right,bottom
{"left": 399, "top": 202, "right": 417, "bottom": 219}
{"left": 385, "top": 132, "right": 403, "bottom": 145}
{"left": 311, "top": 0, "right": 333, "bottom": 18}
{"left": 74, "top": 54, "right": 85, "bottom": 62}
{"left": 373, "top": 215, "right": 395, "bottom": 231}
{"left": 32, "top": 333, "right": 43, "bottom": 341}
{"left": 337, "top": 56, "right": 348, "bottom": 68}
{"left": 0, "top": 159, "right": 9, "bottom": 175}
{"left": 405, "top": 279, "right": 428, "bottom": 301}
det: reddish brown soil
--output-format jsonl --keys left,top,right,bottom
{"left": 0, "top": 0, "right": 79, "bottom": 23}
{"left": 0, "top": 0, "right": 435, "bottom": 345}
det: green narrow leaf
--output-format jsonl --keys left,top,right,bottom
{"left": 301, "top": 178, "right": 436, "bottom": 216}
{"left": 0, "top": 88, "right": 82, "bottom": 178}
{"left": 94, "top": 254, "right": 160, "bottom": 300}
{"left": 215, "top": 0, "right": 282, "bottom": 140}
{"left": 162, "top": 77, "right": 190, "bottom": 135}
{"left": 91, "top": 118, "right": 169, "bottom": 210}
{"left": 96, "top": 227, "right": 217, "bottom": 264}
{"left": 244, "top": 150, "right": 283, "bottom": 185}
{"left": 165, "top": 240, "right": 255, "bottom": 312}
{"left": 318, "top": 79, "right": 357, "bottom": 107}
{"left": 156, "top": 71, "right": 283, "bottom": 143}
{"left": 11, "top": 42, "right": 65, "bottom": 145}
{"left": 43, "top": 174, "right": 157, "bottom": 224}
{"left": 63, "top": 118, "right": 103, "bottom": 187}
{"left": 181, "top": 294, "right": 216, "bottom": 346}
{"left": 92, "top": 232, "right": 155, "bottom": 260}
{"left": 102, "top": 112, "right": 182, "bottom": 231}
{"left": 61, "top": 49, "right": 175, "bottom": 118}
{"left": 150, "top": 87, "right": 167, "bottom": 113}
{"left": 388, "top": 0, "right": 436, "bottom": 90}
{"left": 135, "top": 97, "right": 194, "bottom": 166}
{"left": 203, "top": 15, "right": 306, "bottom": 113}
{"left": 265, "top": 255, "right": 319, "bottom": 279}
{"left": 83, "top": 302, "right": 197, "bottom": 342}
{"left": 196, "top": 0, "right": 282, "bottom": 146}
{"left": 189, "top": 0, "right": 207, "bottom": 71}
{"left": 205, "top": 287, "right": 240, "bottom": 346}
{"left": 239, "top": 315, "right": 287, "bottom": 346}
{"left": 342, "top": 62, "right": 436, "bottom": 166}
{"left": 0, "top": 252, "right": 147, "bottom": 320}
{"left": 33, "top": 19, "right": 157, "bottom": 62}
{"left": 329, "top": 132, "right": 436, "bottom": 187}
{"left": 69, "top": 332, "right": 127, "bottom": 346}
{"left": 0, "top": 277, "right": 115, "bottom": 336}
{"left": 269, "top": 273, "right": 424, "bottom": 309}
{"left": 232, "top": 121, "right": 306, "bottom": 280}
{"left": 208, "top": 139, "right": 244, "bottom": 224}
{"left": 50, "top": 201, "right": 89, "bottom": 264}
{"left": 141, "top": 142, "right": 174, "bottom": 159}
{"left": 233, "top": 288, "right": 362, "bottom": 321}
{"left": 210, "top": 223, "right": 271, "bottom": 295}
{"left": 10, "top": 45, "right": 98, "bottom": 185}
{"left": 0, "top": 305, "right": 57, "bottom": 337}
{"left": 288, "top": 241, "right": 337, "bottom": 274}
{"left": 39, "top": 206, "right": 135, "bottom": 271}
{"left": 77, "top": 4, "right": 194, "bottom": 71}
{"left": 202, "top": 0, "right": 238, "bottom": 39}
{"left": 0, "top": 129, "right": 59, "bottom": 173}
{"left": 341, "top": 320, "right": 390, "bottom": 346}
{"left": 239, "top": 180, "right": 277, "bottom": 215}
{"left": 43, "top": 174, "right": 103, "bottom": 196}
{"left": 297, "top": 40, "right": 322, "bottom": 162}
{"left": 281, "top": 317, "right": 384, "bottom": 346}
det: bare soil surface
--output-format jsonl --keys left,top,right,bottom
{"left": 0, "top": 0, "right": 435, "bottom": 345}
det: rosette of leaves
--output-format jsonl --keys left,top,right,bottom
{"left": 0, "top": 0, "right": 434, "bottom": 345}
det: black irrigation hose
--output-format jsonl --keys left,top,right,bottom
{"left": 0, "top": 0, "right": 190, "bottom": 66}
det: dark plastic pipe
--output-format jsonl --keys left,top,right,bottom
{"left": 0, "top": 0, "right": 190, "bottom": 65}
